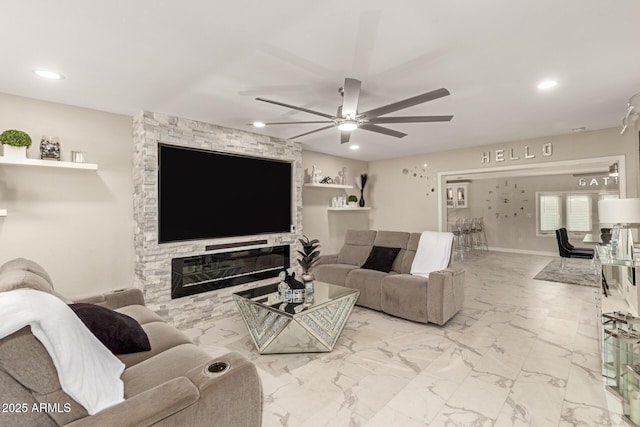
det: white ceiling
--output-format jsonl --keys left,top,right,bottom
{"left": 1, "top": 0, "right": 639, "bottom": 161}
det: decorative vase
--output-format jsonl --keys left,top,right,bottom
{"left": 2, "top": 144, "right": 27, "bottom": 159}
{"left": 302, "top": 274, "right": 314, "bottom": 304}
{"left": 40, "top": 136, "right": 61, "bottom": 161}
{"left": 359, "top": 189, "right": 365, "bottom": 207}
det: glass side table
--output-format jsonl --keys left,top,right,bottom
{"left": 603, "top": 328, "right": 640, "bottom": 398}
{"left": 624, "top": 364, "right": 640, "bottom": 426}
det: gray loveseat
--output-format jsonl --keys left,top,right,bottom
{"left": 312, "top": 230, "right": 464, "bottom": 325}
{"left": 0, "top": 258, "right": 262, "bottom": 427}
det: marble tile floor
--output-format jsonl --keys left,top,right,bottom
{"left": 182, "top": 251, "right": 627, "bottom": 426}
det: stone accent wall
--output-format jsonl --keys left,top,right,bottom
{"left": 133, "top": 111, "right": 302, "bottom": 329}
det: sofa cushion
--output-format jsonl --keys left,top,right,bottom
{"left": 0, "top": 258, "right": 72, "bottom": 304}
{"left": 0, "top": 327, "right": 89, "bottom": 424}
{"left": 361, "top": 246, "right": 401, "bottom": 273}
{"left": 337, "top": 230, "right": 376, "bottom": 265}
{"left": 69, "top": 303, "right": 151, "bottom": 355}
{"left": 313, "top": 263, "right": 360, "bottom": 286}
{"left": 0, "top": 267, "right": 70, "bottom": 303}
{"left": 116, "top": 304, "right": 165, "bottom": 325}
{"left": 373, "top": 231, "right": 410, "bottom": 273}
{"left": 0, "top": 258, "right": 53, "bottom": 286}
{"left": 117, "top": 321, "right": 193, "bottom": 368}
{"left": 345, "top": 268, "right": 389, "bottom": 311}
{"left": 122, "top": 343, "right": 212, "bottom": 398}
{"left": 399, "top": 233, "right": 422, "bottom": 274}
{"left": 381, "top": 274, "right": 429, "bottom": 323}
{"left": 0, "top": 368, "right": 57, "bottom": 427}
{"left": 0, "top": 269, "right": 54, "bottom": 295}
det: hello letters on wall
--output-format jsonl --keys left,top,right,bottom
{"left": 480, "top": 143, "right": 553, "bottom": 164}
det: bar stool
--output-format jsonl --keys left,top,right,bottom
{"left": 450, "top": 220, "right": 466, "bottom": 261}
{"left": 472, "top": 217, "right": 489, "bottom": 251}
{"left": 460, "top": 218, "right": 473, "bottom": 252}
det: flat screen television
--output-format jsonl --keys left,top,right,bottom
{"left": 158, "top": 143, "right": 293, "bottom": 243}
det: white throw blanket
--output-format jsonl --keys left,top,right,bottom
{"left": 0, "top": 289, "right": 125, "bottom": 415}
{"left": 410, "top": 231, "right": 454, "bottom": 278}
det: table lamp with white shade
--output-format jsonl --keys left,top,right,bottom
{"left": 598, "top": 198, "right": 640, "bottom": 260}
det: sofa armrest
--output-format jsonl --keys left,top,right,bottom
{"left": 66, "top": 376, "right": 199, "bottom": 427}
{"left": 177, "top": 352, "right": 262, "bottom": 427}
{"left": 68, "top": 352, "right": 262, "bottom": 427}
{"left": 73, "top": 288, "right": 145, "bottom": 309}
{"left": 426, "top": 266, "right": 465, "bottom": 325}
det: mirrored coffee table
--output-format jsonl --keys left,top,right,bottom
{"left": 233, "top": 281, "right": 359, "bottom": 354}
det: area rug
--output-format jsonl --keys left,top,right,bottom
{"left": 533, "top": 258, "right": 600, "bottom": 288}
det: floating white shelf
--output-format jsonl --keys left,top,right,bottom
{"left": 327, "top": 207, "right": 371, "bottom": 211}
{"left": 303, "top": 183, "right": 353, "bottom": 189}
{"left": 0, "top": 157, "right": 98, "bottom": 170}
{"left": 0, "top": 209, "right": 6, "bottom": 217}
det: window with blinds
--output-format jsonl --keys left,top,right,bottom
{"left": 566, "top": 194, "right": 592, "bottom": 232}
{"left": 539, "top": 194, "right": 561, "bottom": 232}
{"left": 536, "top": 190, "right": 617, "bottom": 236}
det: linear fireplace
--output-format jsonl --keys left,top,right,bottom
{"left": 171, "top": 245, "right": 290, "bottom": 299}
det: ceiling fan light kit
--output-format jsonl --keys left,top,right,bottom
{"left": 338, "top": 121, "right": 358, "bottom": 131}
{"left": 253, "top": 78, "right": 453, "bottom": 144}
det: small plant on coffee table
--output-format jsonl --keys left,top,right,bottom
{"left": 297, "top": 235, "right": 320, "bottom": 276}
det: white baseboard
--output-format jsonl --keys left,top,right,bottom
{"left": 488, "top": 246, "right": 557, "bottom": 257}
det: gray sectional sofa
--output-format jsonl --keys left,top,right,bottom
{"left": 0, "top": 258, "right": 262, "bottom": 427}
{"left": 312, "top": 230, "right": 464, "bottom": 325}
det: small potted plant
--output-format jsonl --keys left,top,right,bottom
{"left": 297, "top": 235, "right": 320, "bottom": 279}
{"left": 0, "top": 129, "right": 32, "bottom": 159}
{"left": 347, "top": 195, "right": 358, "bottom": 207}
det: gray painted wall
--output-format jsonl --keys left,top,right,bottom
{"left": 301, "top": 150, "right": 369, "bottom": 255}
{"left": 0, "top": 93, "right": 134, "bottom": 298}
{"left": 368, "top": 128, "right": 638, "bottom": 235}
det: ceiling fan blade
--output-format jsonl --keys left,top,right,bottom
{"left": 359, "top": 88, "right": 450, "bottom": 118}
{"left": 290, "top": 125, "right": 335, "bottom": 140}
{"left": 256, "top": 97, "right": 335, "bottom": 119}
{"left": 341, "top": 78, "right": 362, "bottom": 119}
{"left": 359, "top": 124, "right": 407, "bottom": 138}
{"left": 249, "top": 121, "right": 334, "bottom": 125}
{"left": 341, "top": 131, "right": 351, "bottom": 144}
{"left": 368, "top": 115, "right": 453, "bottom": 124}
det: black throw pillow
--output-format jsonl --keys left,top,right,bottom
{"left": 361, "top": 246, "right": 401, "bottom": 273}
{"left": 69, "top": 303, "right": 151, "bottom": 354}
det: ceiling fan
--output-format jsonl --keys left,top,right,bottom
{"left": 253, "top": 78, "right": 453, "bottom": 144}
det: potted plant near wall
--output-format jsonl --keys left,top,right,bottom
{"left": 347, "top": 195, "right": 358, "bottom": 207}
{"left": 297, "top": 235, "right": 320, "bottom": 281}
{"left": 0, "top": 129, "right": 32, "bottom": 159}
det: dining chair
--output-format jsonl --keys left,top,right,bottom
{"left": 555, "top": 228, "right": 594, "bottom": 270}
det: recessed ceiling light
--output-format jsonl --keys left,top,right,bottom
{"left": 537, "top": 80, "right": 557, "bottom": 90}
{"left": 349, "top": 145, "right": 360, "bottom": 150}
{"left": 33, "top": 69, "right": 64, "bottom": 80}
{"left": 571, "top": 126, "right": 587, "bottom": 133}
{"left": 252, "top": 121, "right": 266, "bottom": 128}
